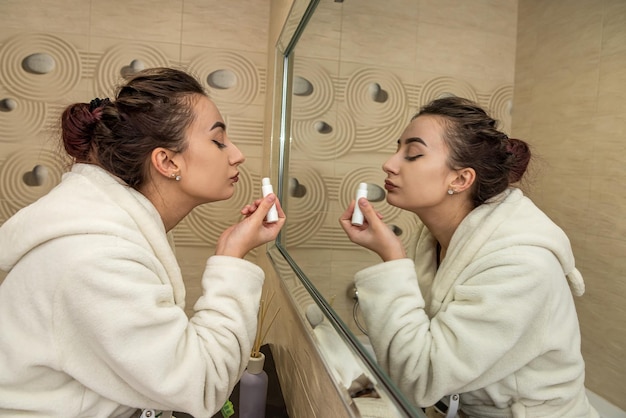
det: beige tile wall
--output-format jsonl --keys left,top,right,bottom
{"left": 513, "top": 0, "right": 626, "bottom": 409}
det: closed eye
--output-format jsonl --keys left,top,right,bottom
{"left": 406, "top": 154, "right": 422, "bottom": 161}
{"left": 212, "top": 139, "right": 227, "bottom": 149}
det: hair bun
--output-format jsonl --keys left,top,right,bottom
{"left": 506, "top": 138, "right": 531, "bottom": 183}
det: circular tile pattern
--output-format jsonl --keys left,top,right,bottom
{"left": 292, "top": 59, "right": 334, "bottom": 120}
{"left": 488, "top": 85, "right": 513, "bottom": 133}
{"left": 345, "top": 68, "right": 407, "bottom": 126}
{"left": 419, "top": 76, "right": 478, "bottom": 106}
{"left": 95, "top": 43, "right": 170, "bottom": 96}
{"left": 284, "top": 165, "right": 328, "bottom": 247}
{"left": 351, "top": 120, "right": 406, "bottom": 153}
{"left": 0, "top": 33, "right": 81, "bottom": 101}
{"left": 0, "top": 148, "right": 66, "bottom": 219}
{"left": 0, "top": 90, "right": 46, "bottom": 143}
{"left": 188, "top": 51, "right": 259, "bottom": 114}
{"left": 291, "top": 111, "right": 356, "bottom": 160}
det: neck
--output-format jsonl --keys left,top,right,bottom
{"left": 416, "top": 199, "right": 474, "bottom": 254}
{"left": 139, "top": 182, "right": 195, "bottom": 232}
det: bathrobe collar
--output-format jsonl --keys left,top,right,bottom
{"left": 414, "top": 188, "right": 585, "bottom": 317}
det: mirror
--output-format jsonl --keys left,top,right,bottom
{"left": 269, "top": 0, "right": 423, "bottom": 416}
{"left": 274, "top": 0, "right": 626, "bottom": 415}
{"left": 281, "top": 0, "right": 516, "bottom": 338}
{"left": 269, "top": 0, "right": 520, "bottom": 415}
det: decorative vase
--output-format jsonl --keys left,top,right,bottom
{"left": 239, "top": 352, "right": 268, "bottom": 418}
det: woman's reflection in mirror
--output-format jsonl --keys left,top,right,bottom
{"left": 339, "top": 96, "right": 598, "bottom": 418}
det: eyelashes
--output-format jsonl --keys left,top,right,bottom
{"left": 405, "top": 154, "right": 422, "bottom": 161}
{"left": 212, "top": 139, "right": 227, "bottom": 149}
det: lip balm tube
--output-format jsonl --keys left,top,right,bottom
{"left": 351, "top": 182, "right": 368, "bottom": 226}
{"left": 261, "top": 177, "right": 279, "bottom": 223}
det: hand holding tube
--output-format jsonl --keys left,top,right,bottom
{"left": 216, "top": 193, "right": 285, "bottom": 258}
{"left": 339, "top": 197, "right": 406, "bottom": 262}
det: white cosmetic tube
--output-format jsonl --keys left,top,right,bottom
{"left": 351, "top": 182, "right": 368, "bottom": 226}
{"left": 261, "top": 177, "right": 279, "bottom": 223}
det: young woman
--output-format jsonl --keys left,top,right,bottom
{"left": 0, "top": 68, "right": 285, "bottom": 417}
{"left": 340, "top": 97, "right": 598, "bottom": 418}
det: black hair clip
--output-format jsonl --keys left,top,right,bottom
{"left": 89, "top": 97, "right": 111, "bottom": 112}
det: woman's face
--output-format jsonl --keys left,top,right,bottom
{"left": 177, "top": 95, "right": 245, "bottom": 204}
{"left": 382, "top": 115, "right": 458, "bottom": 213}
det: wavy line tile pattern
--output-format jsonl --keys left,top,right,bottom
{"left": 226, "top": 116, "right": 264, "bottom": 146}
{"left": 81, "top": 52, "right": 101, "bottom": 80}
{"left": 488, "top": 85, "right": 514, "bottom": 133}
{"left": 0, "top": 92, "right": 47, "bottom": 143}
{"left": 284, "top": 166, "right": 328, "bottom": 247}
{"left": 94, "top": 43, "right": 171, "bottom": 97}
{"left": 0, "top": 34, "right": 81, "bottom": 101}
{"left": 0, "top": 148, "right": 67, "bottom": 220}
{"left": 188, "top": 51, "right": 259, "bottom": 114}
{"left": 352, "top": 121, "right": 406, "bottom": 152}
{"left": 291, "top": 111, "right": 356, "bottom": 159}
{"left": 345, "top": 68, "right": 407, "bottom": 126}
{"left": 291, "top": 61, "right": 335, "bottom": 120}
{"left": 419, "top": 76, "right": 479, "bottom": 105}
{"left": 184, "top": 168, "right": 256, "bottom": 244}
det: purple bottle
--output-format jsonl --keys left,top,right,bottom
{"left": 239, "top": 352, "right": 268, "bottom": 418}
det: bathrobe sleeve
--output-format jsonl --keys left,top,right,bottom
{"left": 355, "top": 245, "right": 561, "bottom": 408}
{"left": 52, "top": 235, "right": 263, "bottom": 417}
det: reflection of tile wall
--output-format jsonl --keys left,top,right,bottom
{"left": 513, "top": 0, "right": 626, "bottom": 410}
{"left": 286, "top": 0, "right": 517, "bottom": 336}
{"left": 0, "top": 1, "right": 271, "bottom": 312}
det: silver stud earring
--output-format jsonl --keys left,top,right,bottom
{"left": 447, "top": 189, "right": 454, "bottom": 195}
{"left": 175, "top": 175, "right": 181, "bottom": 181}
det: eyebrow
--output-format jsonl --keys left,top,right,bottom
{"left": 211, "top": 121, "right": 226, "bottom": 131}
{"left": 397, "top": 137, "right": 427, "bottom": 146}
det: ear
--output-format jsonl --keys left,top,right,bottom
{"left": 450, "top": 167, "right": 476, "bottom": 193}
{"left": 150, "top": 147, "right": 179, "bottom": 179}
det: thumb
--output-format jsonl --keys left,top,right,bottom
{"left": 256, "top": 193, "right": 277, "bottom": 217}
{"left": 357, "top": 197, "right": 377, "bottom": 223}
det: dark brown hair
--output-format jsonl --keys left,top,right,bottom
{"left": 61, "top": 67, "right": 206, "bottom": 188}
{"left": 414, "top": 96, "right": 531, "bottom": 207}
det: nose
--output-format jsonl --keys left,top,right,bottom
{"left": 382, "top": 153, "right": 398, "bottom": 175}
{"left": 229, "top": 141, "right": 245, "bottom": 165}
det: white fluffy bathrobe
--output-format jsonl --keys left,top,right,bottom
{"left": 0, "top": 164, "right": 264, "bottom": 417}
{"left": 355, "top": 188, "right": 599, "bottom": 418}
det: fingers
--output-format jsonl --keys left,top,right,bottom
{"left": 255, "top": 193, "right": 277, "bottom": 221}
{"left": 273, "top": 195, "right": 285, "bottom": 218}
{"left": 356, "top": 197, "right": 378, "bottom": 224}
{"left": 340, "top": 200, "right": 357, "bottom": 222}
{"left": 240, "top": 198, "right": 263, "bottom": 216}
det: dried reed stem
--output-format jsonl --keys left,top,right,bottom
{"left": 251, "top": 291, "right": 280, "bottom": 358}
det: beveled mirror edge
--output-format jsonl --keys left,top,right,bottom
{"left": 267, "top": 0, "right": 423, "bottom": 416}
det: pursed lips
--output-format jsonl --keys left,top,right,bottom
{"left": 384, "top": 179, "right": 397, "bottom": 191}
